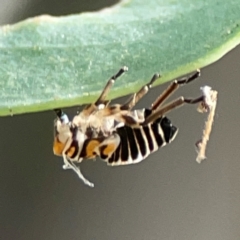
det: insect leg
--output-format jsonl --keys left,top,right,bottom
{"left": 151, "top": 69, "right": 200, "bottom": 111}
{"left": 96, "top": 74, "right": 159, "bottom": 124}
{"left": 95, "top": 66, "right": 128, "bottom": 106}
{"left": 70, "top": 161, "right": 94, "bottom": 187}
{"left": 62, "top": 154, "right": 94, "bottom": 187}
{"left": 120, "top": 73, "right": 160, "bottom": 110}
{"left": 142, "top": 95, "right": 204, "bottom": 125}
{"left": 81, "top": 66, "right": 128, "bottom": 116}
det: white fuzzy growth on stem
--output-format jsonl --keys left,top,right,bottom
{"left": 196, "top": 86, "right": 218, "bottom": 163}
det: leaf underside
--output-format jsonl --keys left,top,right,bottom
{"left": 0, "top": 0, "right": 240, "bottom": 116}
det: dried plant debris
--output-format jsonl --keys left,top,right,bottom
{"left": 196, "top": 86, "right": 218, "bottom": 163}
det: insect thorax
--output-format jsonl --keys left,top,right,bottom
{"left": 72, "top": 107, "right": 147, "bottom": 138}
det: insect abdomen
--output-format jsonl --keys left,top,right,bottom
{"left": 106, "top": 110, "right": 178, "bottom": 166}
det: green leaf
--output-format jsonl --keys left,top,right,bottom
{"left": 0, "top": 0, "right": 240, "bottom": 116}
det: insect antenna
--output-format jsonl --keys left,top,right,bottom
{"left": 54, "top": 108, "right": 63, "bottom": 118}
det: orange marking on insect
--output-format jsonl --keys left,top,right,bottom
{"left": 66, "top": 146, "right": 76, "bottom": 158}
{"left": 53, "top": 138, "right": 65, "bottom": 156}
{"left": 103, "top": 143, "right": 117, "bottom": 155}
{"left": 86, "top": 140, "right": 100, "bottom": 158}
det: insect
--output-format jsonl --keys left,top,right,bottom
{"left": 53, "top": 66, "right": 204, "bottom": 187}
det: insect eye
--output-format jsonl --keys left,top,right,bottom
{"left": 53, "top": 113, "right": 70, "bottom": 139}
{"left": 54, "top": 109, "right": 69, "bottom": 124}
{"left": 60, "top": 114, "right": 69, "bottom": 124}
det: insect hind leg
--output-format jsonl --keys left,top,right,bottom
{"left": 142, "top": 95, "right": 204, "bottom": 125}
{"left": 151, "top": 69, "right": 200, "bottom": 111}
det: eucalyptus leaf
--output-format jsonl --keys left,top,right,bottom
{"left": 0, "top": 0, "right": 240, "bottom": 116}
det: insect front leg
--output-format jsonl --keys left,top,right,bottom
{"left": 59, "top": 138, "right": 94, "bottom": 187}
{"left": 62, "top": 154, "right": 72, "bottom": 169}
{"left": 70, "top": 161, "right": 94, "bottom": 188}
{"left": 82, "top": 66, "right": 128, "bottom": 116}
{"left": 62, "top": 154, "right": 94, "bottom": 187}
{"left": 95, "top": 66, "right": 128, "bottom": 106}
